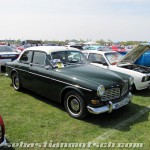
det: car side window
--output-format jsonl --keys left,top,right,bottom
{"left": 19, "top": 51, "right": 33, "bottom": 64}
{"left": 32, "top": 52, "right": 46, "bottom": 66}
{"left": 88, "top": 53, "right": 97, "bottom": 62}
{"left": 89, "top": 53, "right": 107, "bottom": 63}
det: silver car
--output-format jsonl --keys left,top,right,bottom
{"left": 0, "top": 45, "right": 19, "bottom": 71}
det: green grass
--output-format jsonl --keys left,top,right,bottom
{"left": 0, "top": 74, "right": 150, "bottom": 150}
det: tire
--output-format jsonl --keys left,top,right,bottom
{"left": 130, "top": 83, "right": 136, "bottom": 92}
{"left": 12, "top": 72, "right": 22, "bottom": 91}
{"left": 64, "top": 91, "right": 88, "bottom": 119}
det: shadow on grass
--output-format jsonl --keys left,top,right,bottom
{"left": 85, "top": 103, "right": 150, "bottom": 131}
{"left": 133, "top": 88, "right": 150, "bottom": 97}
{"left": 10, "top": 85, "right": 150, "bottom": 132}
{"left": 10, "top": 85, "right": 65, "bottom": 112}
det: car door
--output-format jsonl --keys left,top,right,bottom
{"left": 29, "top": 51, "right": 60, "bottom": 101}
{"left": 18, "top": 50, "right": 33, "bottom": 89}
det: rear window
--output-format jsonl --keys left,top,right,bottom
{"left": 20, "top": 51, "right": 33, "bottom": 63}
{"left": 0, "top": 46, "right": 13, "bottom": 52}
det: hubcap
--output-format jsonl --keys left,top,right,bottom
{"left": 14, "top": 76, "right": 19, "bottom": 89}
{"left": 70, "top": 98, "right": 80, "bottom": 111}
{"left": 67, "top": 95, "right": 81, "bottom": 115}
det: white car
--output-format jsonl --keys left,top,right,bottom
{"left": 83, "top": 43, "right": 150, "bottom": 90}
{"left": 0, "top": 45, "right": 19, "bottom": 71}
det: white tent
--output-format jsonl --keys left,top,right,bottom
{"left": 83, "top": 41, "right": 99, "bottom": 46}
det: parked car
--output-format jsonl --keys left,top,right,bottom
{"left": 17, "top": 44, "right": 32, "bottom": 51}
{"left": 9, "top": 45, "right": 22, "bottom": 54}
{"left": 110, "top": 45, "right": 126, "bottom": 55}
{"left": 65, "top": 45, "right": 83, "bottom": 50}
{"left": 83, "top": 43, "right": 150, "bottom": 90}
{"left": 6, "top": 46, "right": 133, "bottom": 119}
{"left": 21, "top": 40, "right": 42, "bottom": 46}
{"left": 0, "top": 45, "right": 19, "bottom": 71}
{"left": 0, "top": 115, "right": 6, "bottom": 147}
{"left": 83, "top": 45, "right": 110, "bottom": 51}
{"left": 124, "top": 45, "right": 134, "bottom": 54}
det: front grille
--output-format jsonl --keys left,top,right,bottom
{"left": 101, "top": 87, "right": 120, "bottom": 101}
{"left": 121, "top": 82, "right": 128, "bottom": 96}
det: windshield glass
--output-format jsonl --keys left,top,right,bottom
{"left": 105, "top": 52, "right": 123, "bottom": 65}
{"left": 0, "top": 46, "right": 13, "bottom": 52}
{"left": 51, "top": 51, "right": 88, "bottom": 68}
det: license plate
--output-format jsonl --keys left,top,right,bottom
{"left": 114, "top": 97, "right": 130, "bottom": 109}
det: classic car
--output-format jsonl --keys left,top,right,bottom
{"left": 0, "top": 115, "right": 6, "bottom": 147}
{"left": 0, "top": 45, "right": 19, "bottom": 71}
{"left": 6, "top": 46, "right": 133, "bottom": 119}
{"left": 83, "top": 43, "right": 150, "bottom": 90}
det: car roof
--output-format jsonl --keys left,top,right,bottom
{"left": 24, "top": 46, "right": 80, "bottom": 54}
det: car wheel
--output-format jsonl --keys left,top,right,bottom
{"left": 130, "top": 83, "right": 136, "bottom": 92}
{"left": 64, "top": 91, "right": 88, "bottom": 119}
{"left": 12, "top": 72, "right": 22, "bottom": 91}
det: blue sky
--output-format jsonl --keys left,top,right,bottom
{"left": 0, "top": 0, "right": 150, "bottom": 41}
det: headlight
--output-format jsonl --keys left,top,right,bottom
{"left": 142, "top": 76, "right": 149, "bottom": 82}
{"left": 129, "top": 76, "right": 134, "bottom": 85}
{"left": 97, "top": 85, "right": 105, "bottom": 97}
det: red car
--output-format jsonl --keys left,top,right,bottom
{"left": 110, "top": 45, "right": 126, "bottom": 55}
{"left": 0, "top": 115, "right": 6, "bottom": 147}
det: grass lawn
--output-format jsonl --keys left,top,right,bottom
{"left": 0, "top": 73, "right": 150, "bottom": 150}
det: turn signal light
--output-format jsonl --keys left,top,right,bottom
{"left": 91, "top": 100, "right": 99, "bottom": 105}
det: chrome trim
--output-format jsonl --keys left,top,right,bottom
{"left": 6, "top": 65, "right": 92, "bottom": 91}
{"left": 101, "top": 87, "right": 120, "bottom": 101}
{"left": 0, "top": 136, "right": 7, "bottom": 147}
{"left": 5, "top": 73, "right": 8, "bottom": 77}
{"left": 121, "top": 82, "right": 128, "bottom": 96}
{"left": 87, "top": 92, "right": 132, "bottom": 115}
{"left": 107, "top": 101, "right": 113, "bottom": 113}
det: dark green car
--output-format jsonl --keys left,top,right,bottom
{"left": 6, "top": 46, "right": 133, "bottom": 119}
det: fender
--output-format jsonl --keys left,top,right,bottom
{"left": 60, "top": 86, "right": 86, "bottom": 103}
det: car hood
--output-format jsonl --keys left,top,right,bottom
{"left": 118, "top": 44, "right": 150, "bottom": 65}
{"left": 56, "top": 64, "right": 127, "bottom": 89}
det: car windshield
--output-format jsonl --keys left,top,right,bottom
{"left": 0, "top": 46, "right": 13, "bottom": 52}
{"left": 51, "top": 51, "right": 88, "bottom": 68}
{"left": 105, "top": 52, "right": 123, "bottom": 65}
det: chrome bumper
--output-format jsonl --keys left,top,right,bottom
{"left": 0, "top": 136, "right": 7, "bottom": 147}
{"left": 5, "top": 73, "right": 9, "bottom": 77}
{"left": 87, "top": 92, "right": 132, "bottom": 115}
